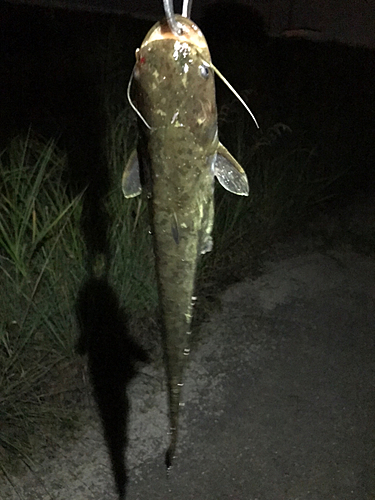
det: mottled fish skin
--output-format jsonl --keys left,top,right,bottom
{"left": 123, "top": 15, "right": 248, "bottom": 468}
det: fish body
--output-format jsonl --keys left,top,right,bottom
{"left": 123, "top": 15, "right": 249, "bottom": 467}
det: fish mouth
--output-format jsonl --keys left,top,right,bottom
{"left": 141, "top": 15, "right": 209, "bottom": 51}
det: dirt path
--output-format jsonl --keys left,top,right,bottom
{"left": 1, "top": 240, "right": 374, "bottom": 500}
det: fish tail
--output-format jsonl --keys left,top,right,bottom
{"left": 165, "top": 380, "right": 182, "bottom": 469}
{"left": 165, "top": 427, "right": 178, "bottom": 470}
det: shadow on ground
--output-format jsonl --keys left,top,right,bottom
{"left": 76, "top": 277, "right": 149, "bottom": 499}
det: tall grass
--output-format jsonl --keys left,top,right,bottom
{"left": 0, "top": 120, "right": 157, "bottom": 466}
{"left": 0, "top": 132, "right": 84, "bottom": 463}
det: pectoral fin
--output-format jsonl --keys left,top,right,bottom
{"left": 214, "top": 143, "right": 249, "bottom": 196}
{"left": 200, "top": 235, "right": 213, "bottom": 254}
{"left": 122, "top": 150, "right": 142, "bottom": 198}
{"left": 171, "top": 212, "right": 179, "bottom": 245}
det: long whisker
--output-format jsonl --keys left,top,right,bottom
{"left": 210, "top": 62, "right": 259, "bottom": 129}
{"left": 127, "top": 69, "right": 152, "bottom": 130}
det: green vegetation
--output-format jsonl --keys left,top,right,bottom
{"left": 0, "top": 127, "right": 155, "bottom": 468}
{"left": 0, "top": 133, "right": 83, "bottom": 465}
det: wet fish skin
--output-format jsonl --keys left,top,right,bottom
{"left": 123, "top": 15, "right": 249, "bottom": 468}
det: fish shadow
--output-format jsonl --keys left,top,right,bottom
{"left": 76, "top": 277, "right": 149, "bottom": 500}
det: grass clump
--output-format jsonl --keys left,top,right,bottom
{"left": 0, "top": 132, "right": 85, "bottom": 464}
{"left": 0, "top": 119, "right": 158, "bottom": 467}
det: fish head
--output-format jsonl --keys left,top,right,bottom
{"left": 132, "top": 15, "right": 217, "bottom": 144}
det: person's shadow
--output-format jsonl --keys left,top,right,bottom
{"left": 76, "top": 276, "right": 148, "bottom": 499}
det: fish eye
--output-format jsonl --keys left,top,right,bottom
{"left": 199, "top": 64, "right": 210, "bottom": 79}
